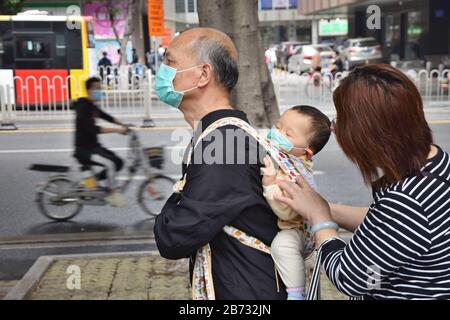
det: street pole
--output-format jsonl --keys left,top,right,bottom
{"left": 141, "top": 69, "right": 155, "bottom": 128}
{"left": 142, "top": 36, "right": 156, "bottom": 128}
{"left": 154, "top": 36, "right": 160, "bottom": 72}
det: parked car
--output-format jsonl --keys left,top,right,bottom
{"left": 276, "top": 41, "right": 308, "bottom": 67}
{"left": 287, "top": 44, "right": 335, "bottom": 74}
{"left": 340, "top": 37, "right": 383, "bottom": 70}
{"left": 320, "top": 39, "right": 346, "bottom": 52}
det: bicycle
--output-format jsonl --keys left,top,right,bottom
{"left": 304, "top": 68, "right": 335, "bottom": 99}
{"left": 29, "top": 128, "right": 175, "bottom": 221}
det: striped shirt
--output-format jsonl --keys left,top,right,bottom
{"left": 321, "top": 145, "right": 450, "bottom": 300}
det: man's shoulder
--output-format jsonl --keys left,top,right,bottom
{"left": 72, "top": 98, "right": 92, "bottom": 112}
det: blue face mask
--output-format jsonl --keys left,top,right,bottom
{"left": 267, "top": 127, "right": 307, "bottom": 153}
{"left": 155, "top": 63, "right": 202, "bottom": 108}
{"left": 91, "top": 90, "right": 103, "bottom": 102}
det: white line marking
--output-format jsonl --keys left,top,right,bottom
{"left": 116, "top": 175, "right": 180, "bottom": 181}
{"left": 0, "top": 146, "right": 186, "bottom": 154}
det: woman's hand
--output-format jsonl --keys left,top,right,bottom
{"left": 274, "top": 174, "right": 332, "bottom": 226}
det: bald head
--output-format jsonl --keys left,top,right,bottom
{"left": 169, "top": 27, "right": 239, "bottom": 92}
{"left": 178, "top": 28, "right": 238, "bottom": 61}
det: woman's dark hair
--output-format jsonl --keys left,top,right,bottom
{"left": 333, "top": 64, "right": 433, "bottom": 189}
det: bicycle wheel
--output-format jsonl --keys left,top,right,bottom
{"left": 305, "top": 74, "right": 322, "bottom": 99}
{"left": 36, "top": 176, "right": 83, "bottom": 221}
{"left": 322, "top": 73, "right": 334, "bottom": 92}
{"left": 137, "top": 175, "right": 175, "bottom": 217}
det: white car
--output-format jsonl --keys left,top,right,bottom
{"left": 340, "top": 37, "right": 383, "bottom": 70}
{"left": 288, "top": 45, "right": 335, "bottom": 74}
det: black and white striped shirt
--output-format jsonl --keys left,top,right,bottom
{"left": 321, "top": 145, "right": 450, "bottom": 299}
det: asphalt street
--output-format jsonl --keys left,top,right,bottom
{"left": 1, "top": 124, "right": 449, "bottom": 238}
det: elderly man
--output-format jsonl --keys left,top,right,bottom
{"left": 153, "top": 28, "right": 286, "bottom": 300}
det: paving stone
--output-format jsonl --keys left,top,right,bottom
{"left": 28, "top": 254, "right": 346, "bottom": 300}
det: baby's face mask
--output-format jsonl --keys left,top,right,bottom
{"left": 267, "top": 127, "right": 307, "bottom": 154}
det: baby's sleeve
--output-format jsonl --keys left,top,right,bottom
{"left": 263, "top": 172, "right": 299, "bottom": 222}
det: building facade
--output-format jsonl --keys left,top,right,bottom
{"left": 18, "top": 0, "right": 358, "bottom": 56}
{"left": 169, "top": 0, "right": 346, "bottom": 48}
{"left": 298, "top": 0, "right": 450, "bottom": 65}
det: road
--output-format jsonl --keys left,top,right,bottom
{"left": 1, "top": 123, "right": 449, "bottom": 238}
{"left": 0, "top": 88, "right": 449, "bottom": 280}
{"left": 1, "top": 124, "right": 448, "bottom": 280}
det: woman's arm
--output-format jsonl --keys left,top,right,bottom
{"left": 329, "top": 203, "right": 368, "bottom": 232}
{"left": 275, "top": 176, "right": 431, "bottom": 297}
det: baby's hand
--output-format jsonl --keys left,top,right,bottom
{"left": 261, "top": 155, "right": 277, "bottom": 186}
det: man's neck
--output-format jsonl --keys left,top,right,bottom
{"left": 181, "top": 96, "right": 233, "bottom": 129}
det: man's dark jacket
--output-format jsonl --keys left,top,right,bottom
{"left": 73, "top": 98, "right": 115, "bottom": 149}
{"left": 154, "top": 109, "right": 286, "bottom": 300}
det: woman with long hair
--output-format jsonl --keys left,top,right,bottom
{"left": 276, "top": 64, "right": 450, "bottom": 299}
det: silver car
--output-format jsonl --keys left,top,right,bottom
{"left": 340, "top": 37, "right": 383, "bottom": 70}
{"left": 288, "top": 44, "right": 335, "bottom": 74}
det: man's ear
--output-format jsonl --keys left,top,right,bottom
{"left": 197, "top": 64, "right": 212, "bottom": 88}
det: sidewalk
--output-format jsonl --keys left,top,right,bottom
{"left": 5, "top": 251, "right": 347, "bottom": 300}
{"left": 6, "top": 252, "right": 191, "bottom": 300}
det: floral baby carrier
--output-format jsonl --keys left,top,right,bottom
{"left": 174, "top": 117, "right": 320, "bottom": 300}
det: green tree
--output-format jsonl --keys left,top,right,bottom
{"left": 0, "top": 0, "right": 26, "bottom": 14}
{"left": 85, "top": 0, "right": 141, "bottom": 65}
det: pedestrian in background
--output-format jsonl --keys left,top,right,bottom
{"left": 265, "top": 47, "right": 277, "bottom": 74}
{"left": 98, "top": 51, "right": 112, "bottom": 83}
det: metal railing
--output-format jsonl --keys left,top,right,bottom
{"left": 0, "top": 66, "right": 155, "bottom": 129}
{"left": 271, "top": 67, "right": 450, "bottom": 108}
{"left": 0, "top": 66, "right": 449, "bottom": 129}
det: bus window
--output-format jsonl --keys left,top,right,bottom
{"left": 55, "top": 34, "right": 66, "bottom": 57}
{"left": 66, "top": 28, "right": 83, "bottom": 69}
{"left": 53, "top": 21, "right": 68, "bottom": 69}
{"left": 16, "top": 37, "right": 51, "bottom": 59}
{"left": 13, "top": 21, "right": 51, "bottom": 32}
{"left": 15, "top": 36, "right": 52, "bottom": 69}
{"left": 0, "top": 21, "right": 13, "bottom": 69}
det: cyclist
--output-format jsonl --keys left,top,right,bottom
{"left": 72, "top": 77, "right": 129, "bottom": 207}
{"left": 310, "top": 49, "right": 337, "bottom": 86}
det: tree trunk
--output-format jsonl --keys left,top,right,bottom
{"left": 109, "top": 0, "right": 137, "bottom": 65}
{"left": 197, "top": 0, "right": 279, "bottom": 128}
{"left": 131, "top": 0, "right": 146, "bottom": 63}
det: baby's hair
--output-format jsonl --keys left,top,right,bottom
{"left": 289, "top": 105, "right": 331, "bottom": 155}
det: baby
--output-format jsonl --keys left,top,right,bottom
{"left": 262, "top": 105, "right": 331, "bottom": 300}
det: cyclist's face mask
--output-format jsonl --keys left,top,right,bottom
{"left": 90, "top": 90, "right": 103, "bottom": 102}
{"left": 155, "top": 63, "right": 202, "bottom": 109}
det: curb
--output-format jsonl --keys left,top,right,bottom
{"left": 1, "top": 119, "right": 450, "bottom": 134}
{"left": 3, "top": 250, "right": 160, "bottom": 300}
{"left": 0, "top": 125, "right": 190, "bottom": 134}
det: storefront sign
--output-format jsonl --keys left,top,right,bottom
{"left": 319, "top": 18, "right": 348, "bottom": 36}
{"left": 148, "top": 0, "right": 164, "bottom": 36}
{"left": 83, "top": 1, "right": 129, "bottom": 38}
